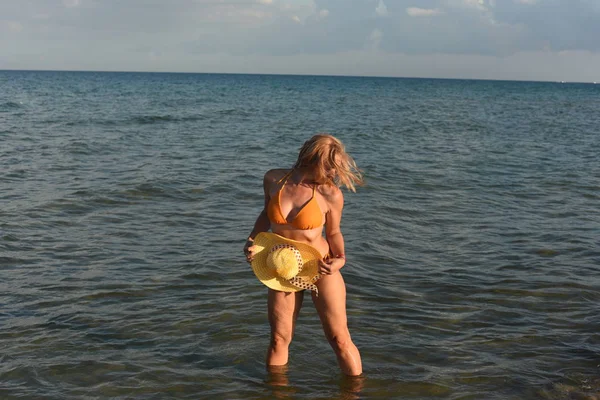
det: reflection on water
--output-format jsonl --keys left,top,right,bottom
{"left": 266, "top": 365, "right": 294, "bottom": 399}
{"left": 339, "top": 375, "right": 366, "bottom": 400}
{"left": 265, "top": 365, "right": 366, "bottom": 400}
{"left": 538, "top": 375, "right": 600, "bottom": 400}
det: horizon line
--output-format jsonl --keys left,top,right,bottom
{"left": 2, "top": 68, "right": 596, "bottom": 85}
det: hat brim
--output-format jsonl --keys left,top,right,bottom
{"left": 250, "top": 232, "right": 324, "bottom": 292}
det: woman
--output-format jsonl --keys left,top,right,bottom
{"left": 244, "top": 134, "right": 364, "bottom": 376}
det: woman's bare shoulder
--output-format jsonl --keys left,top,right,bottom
{"left": 264, "top": 169, "right": 290, "bottom": 184}
{"left": 317, "top": 184, "right": 343, "bottom": 203}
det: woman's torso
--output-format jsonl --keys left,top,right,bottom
{"left": 266, "top": 169, "right": 330, "bottom": 257}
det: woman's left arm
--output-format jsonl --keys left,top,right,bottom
{"left": 320, "top": 187, "right": 346, "bottom": 275}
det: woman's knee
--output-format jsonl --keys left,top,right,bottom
{"left": 270, "top": 330, "right": 293, "bottom": 348}
{"left": 327, "top": 332, "right": 353, "bottom": 353}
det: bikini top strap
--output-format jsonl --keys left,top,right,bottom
{"left": 277, "top": 170, "right": 294, "bottom": 185}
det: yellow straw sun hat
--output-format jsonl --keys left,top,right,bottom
{"left": 250, "top": 232, "right": 323, "bottom": 293}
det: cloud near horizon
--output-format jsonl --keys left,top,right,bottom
{"left": 406, "top": 7, "right": 444, "bottom": 17}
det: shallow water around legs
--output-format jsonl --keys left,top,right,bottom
{"left": 1, "top": 71, "right": 599, "bottom": 399}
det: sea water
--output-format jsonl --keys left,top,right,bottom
{"left": 1, "top": 70, "right": 599, "bottom": 399}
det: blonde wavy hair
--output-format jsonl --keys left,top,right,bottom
{"left": 293, "top": 134, "right": 364, "bottom": 192}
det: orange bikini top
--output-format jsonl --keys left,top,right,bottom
{"left": 267, "top": 172, "right": 324, "bottom": 230}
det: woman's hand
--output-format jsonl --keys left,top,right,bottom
{"left": 244, "top": 239, "right": 256, "bottom": 263}
{"left": 318, "top": 257, "right": 345, "bottom": 275}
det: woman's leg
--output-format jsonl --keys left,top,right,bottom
{"left": 312, "top": 272, "right": 362, "bottom": 376}
{"left": 266, "top": 289, "right": 304, "bottom": 366}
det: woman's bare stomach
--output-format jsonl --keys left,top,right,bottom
{"left": 271, "top": 225, "right": 329, "bottom": 258}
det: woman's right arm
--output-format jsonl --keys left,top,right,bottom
{"left": 244, "top": 172, "right": 273, "bottom": 261}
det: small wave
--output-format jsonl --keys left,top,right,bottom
{"left": 132, "top": 115, "right": 178, "bottom": 124}
{"left": 40, "top": 114, "right": 206, "bottom": 127}
{"left": 179, "top": 115, "right": 206, "bottom": 122}
{"left": 130, "top": 114, "right": 205, "bottom": 124}
{"left": 0, "top": 256, "right": 23, "bottom": 266}
{"left": 122, "top": 183, "right": 168, "bottom": 198}
{"left": 215, "top": 108, "right": 251, "bottom": 117}
{"left": 0, "top": 101, "right": 23, "bottom": 110}
{"left": 118, "top": 183, "right": 193, "bottom": 201}
{"left": 1, "top": 232, "right": 19, "bottom": 242}
{"left": 63, "top": 119, "right": 119, "bottom": 127}
{"left": 82, "top": 290, "right": 149, "bottom": 301}
{"left": 67, "top": 141, "right": 93, "bottom": 154}
{"left": 535, "top": 248, "right": 560, "bottom": 257}
{"left": 180, "top": 272, "right": 213, "bottom": 280}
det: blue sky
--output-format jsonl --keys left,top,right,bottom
{"left": 1, "top": 0, "right": 599, "bottom": 81}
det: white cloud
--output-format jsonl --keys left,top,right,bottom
{"left": 63, "top": 0, "right": 80, "bottom": 8}
{"left": 406, "top": 8, "right": 444, "bottom": 17}
{"left": 514, "top": 0, "right": 537, "bottom": 4}
{"left": 204, "top": 5, "right": 273, "bottom": 24}
{"left": 446, "top": 0, "right": 488, "bottom": 12}
{"left": 444, "top": 0, "right": 495, "bottom": 23}
{"left": 148, "top": 51, "right": 161, "bottom": 61}
{"left": 463, "top": 0, "right": 485, "bottom": 8}
{"left": 318, "top": 9, "right": 329, "bottom": 19}
{"left": 257, "top": 0, "right": 273, "bottom": 4}
{"left": 242, "top": 9, "right": 272, "bottom": 20}
{"left": 369, "top": 28, "right": 383, "bottom": 50}
{"left": 10, "top": 21, "right": 23, "bottom": 32}
{"left": 3, "top": 21, "right": 24, "bottom": 33}
{"left": 376, "top": 0, "right": 388, "bottom": 17}
{"left": 278, "top": 1, "right": 315, "bottom": 24}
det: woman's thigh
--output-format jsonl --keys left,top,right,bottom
{"left": 268, "top": 289, "right": 304, "bottom": 337}
{"left": 311, "top": 272, "right": 349, "bottom": 338}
